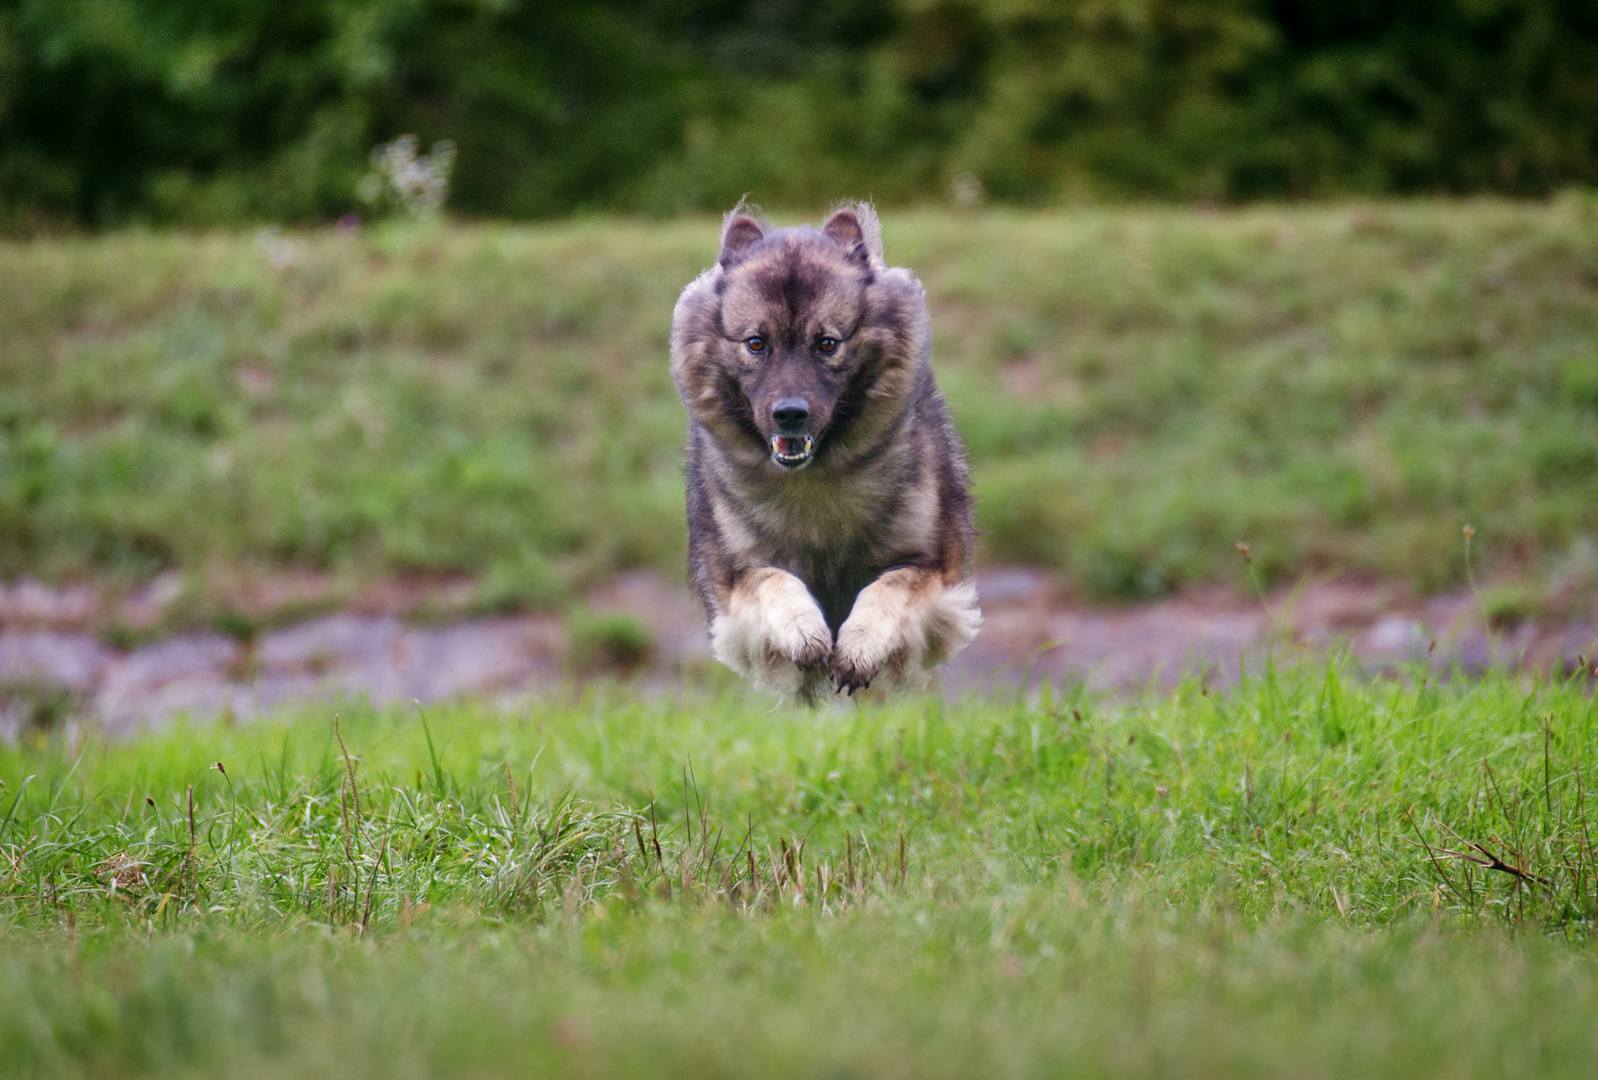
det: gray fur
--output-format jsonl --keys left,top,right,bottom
{"left": 671, "top": 204, "right": 980, "bottom": 703}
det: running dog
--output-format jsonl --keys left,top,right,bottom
{"left": 670, "top": 202, "right": 980, "bottom": 703}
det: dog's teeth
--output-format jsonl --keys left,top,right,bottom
{"left": 769, "top": 433, "right": 815, "bottom": 467}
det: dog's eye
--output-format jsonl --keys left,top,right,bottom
{"left": 744, "top": 336, "right": 766, "bottom": 353}
{"left": 817, "top": 337, "right": 838, "bottom": 354}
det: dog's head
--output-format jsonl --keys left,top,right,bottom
{"left": 671, "top": 203, "right": 928, "bottom": 473}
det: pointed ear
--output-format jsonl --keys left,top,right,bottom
{"left": 822, "top": 208, "right": 866, "bottom": 258}
{"left": 823, "top": 203, "right": 885, "bottom": 264}
{"left": 719, "top": 215, "right": 764, "bottom": 267}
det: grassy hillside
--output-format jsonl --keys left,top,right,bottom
{"left": 1, "top": 668, "right": 1596, "bottom": 1076}
{"left": 4, "top": 200, "right": 1598, "bottom": 619}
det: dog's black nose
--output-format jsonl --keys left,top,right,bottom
{"left": 772, "top": 397, "right": 810, "bottom": 431}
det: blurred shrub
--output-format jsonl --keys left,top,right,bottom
{"left": 567, "top": 609, "right": 654, "bottom": 673}
{"left": 3, "top": 0, "right": 1598, "bottom": 229}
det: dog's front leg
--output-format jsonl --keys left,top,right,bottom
{"left": 709, "top": 567, "right": 834, "bottom": 702}
{"left": 832, "top": 568, "right": 981, "bottom": 694}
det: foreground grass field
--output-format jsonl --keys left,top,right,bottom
{"left": 2, "top": 667, "right": 1596, "bottom": 1077}
{"left": 4, "top": 200, "right": 1598, "bottom": 626}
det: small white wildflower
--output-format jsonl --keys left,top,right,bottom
{"left": 359, "top": 135, "right": 457, "bottom": 218}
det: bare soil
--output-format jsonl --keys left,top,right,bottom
{"left": 1, "top": 569, "right": 1594, "bottom": 737}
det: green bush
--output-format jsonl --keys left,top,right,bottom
{"left": 3, "top": 1, "right": 1598, "bottom": 229}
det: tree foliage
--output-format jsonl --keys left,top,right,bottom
{"left": 2, "top": 0, "right": 1596, "bottom": 227}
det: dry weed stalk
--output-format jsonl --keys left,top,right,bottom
{"left": 1413, "top": 724, "right": 1598, "bottom": 929}
{"left": 334, "top": 715, "right": 363, "bottom": 922}
{"left": 597, "top": 769, "right": 909, "bottom": 916}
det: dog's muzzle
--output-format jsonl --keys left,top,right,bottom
{"left": 770, "top": 433, "right": 815, "bottom": 469}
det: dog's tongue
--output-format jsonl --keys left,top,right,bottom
{"left": 775, "top": 436, "right": 807, "bottom": 457}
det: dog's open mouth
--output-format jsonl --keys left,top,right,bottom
{"left": 770, "top": 433, "right": 815, "bottom": 469}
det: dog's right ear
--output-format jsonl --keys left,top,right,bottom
{"left": 719, "top": 215, "right": 764, "bottom": 268}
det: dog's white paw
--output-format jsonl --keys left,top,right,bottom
{"left": 833, "top": 574, "right": 980, "bottom": 695}
{"left": 710, "top": 569, "right": 833, "bottom": 701}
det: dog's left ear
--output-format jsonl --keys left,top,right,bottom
{"left": 823, "top": 203, "right": 885, "bottom": 265}
{"left": 822, "top": 209, "right": 869, "bottom": 264}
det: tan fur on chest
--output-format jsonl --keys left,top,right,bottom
{"left": 711, "top": 447, "right": 938, "bottom": 565}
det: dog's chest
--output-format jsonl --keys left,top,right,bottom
{"left": 740, "top": 461, "right": 923, "bottom": 559}
{"left": 736, "top": 469, "right": 938, "bottom": 628}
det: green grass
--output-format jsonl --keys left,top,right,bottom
{"left": 4, "top": 199, "right": 1598, "bottom": 623}
{"left": 3, "top": 666, "right": 1598, "bottom": 1076}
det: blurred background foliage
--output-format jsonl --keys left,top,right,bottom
{"left": 3, "top": 0, "right": 1598, "bottom": 229}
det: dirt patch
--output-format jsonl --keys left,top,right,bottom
{"left": 0, "top": 569, "right": 1593, "bottom": 737}
{"left": 0, "top": 580, "right": 102, "bottom": 627}
{"left": 948, "top": 571, "right": 1597, "bottom": 695}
